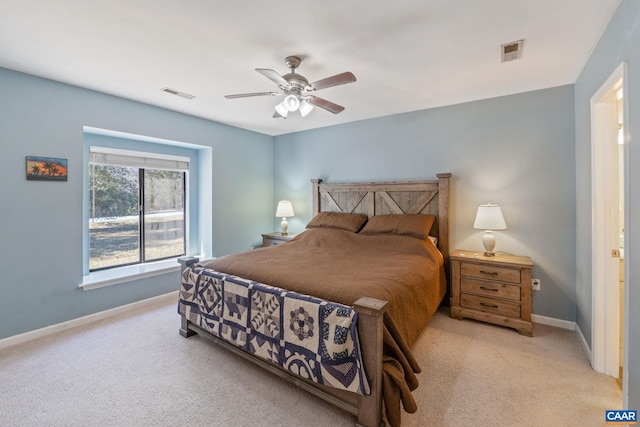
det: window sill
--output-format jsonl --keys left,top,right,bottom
{"left": 79, "top": 258, "right": 184, "bottom": 291}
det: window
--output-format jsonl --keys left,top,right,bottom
{"left": 88, "top": 148, "right": 188, "bottom": 271}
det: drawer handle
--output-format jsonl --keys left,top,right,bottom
{"left": 480, "top": 302, "right": 499, "bottom": 309}
{"left": 479, "top": 286, "right": 498, "bottom": 292}
{"left": 479, "top": 270, "right": 499, "bottom": 276}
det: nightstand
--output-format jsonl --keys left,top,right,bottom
{"left": 450, "top": 249, "right": 533, "bottom": 336}
{"left": 262, "top": 232, "right": 296, "bottom": 247}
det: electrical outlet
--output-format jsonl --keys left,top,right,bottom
{"left": 532, "top": 278, "right": 541, "bottom": 291}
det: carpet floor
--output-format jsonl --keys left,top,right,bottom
{"left": 0, "top": 295, "right": 621, "bottom": 426}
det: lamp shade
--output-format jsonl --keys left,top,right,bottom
{"left": 276, "top": 200, "right": 294, "bottom": 218}
{"left": 299, "top": 100, "right": 314, "bottom": 117}
{"left": 473, "top": 203, "right": 507, "bottom": 230}
{"left": 274, "top": 100, "right": 289, "bottom": 118}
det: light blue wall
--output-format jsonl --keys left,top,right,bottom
{"left": 574, "top": 0, "right": 639, "bottom": 409}
{"left": 0, "top": 67, "right": 274, "bottom": 340}
{"left": 274, "top": 86, "right": 576, "bottom": 321}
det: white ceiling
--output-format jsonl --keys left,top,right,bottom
{"left": 0, "top": 0, "right": 621, "bottom": 136}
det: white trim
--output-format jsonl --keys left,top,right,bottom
{"left": 621, "top": 62, "right": 631, "bottom": 410}
{"left": 79, "top": 258, "right": 182, "bottom": 290}
{"left": 0, "top": 291, "right": 178, "bottom": 350}
{"left": 576, "top": 324, "right": 593, "bottom": 365}
{"left": 531, "top": 314, "right": 576, "bottom": 330}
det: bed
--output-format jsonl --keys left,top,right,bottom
{"left": 177, "top": 173, "right": 451, "bottom": 426}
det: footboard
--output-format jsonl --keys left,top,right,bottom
{"left": 178, "top": 257, "right": 388, "bottom": 427}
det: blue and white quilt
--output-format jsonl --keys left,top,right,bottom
{"left": 178, "top": 264, "right": 370, "bottom": 395}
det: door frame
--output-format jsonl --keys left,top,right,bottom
{"left": 590, "top": 62, "right": 628, "bottom": 380}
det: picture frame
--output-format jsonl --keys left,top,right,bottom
{"left": 26, "top": 156, "right": 68, "bottom": 181}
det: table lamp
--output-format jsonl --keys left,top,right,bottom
{"left": 276, "top": 200, "right": 294, "bottom": 235}
{"left": 473, "top": 203, "right": 507, "bottom": 256}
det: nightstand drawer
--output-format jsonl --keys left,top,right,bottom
{"left": 461, "top": 278, "right": 521, "bottom": 301}
{"left": 461, "top": 294, "right": 520, "bottom": 318}
{"left": 262, "top": 233, "right": 296, "bottom": 247}
{"left": 263, "top": 237, "right": 283, "bottom": 246}
{"left": 460, "top": 262, "right": 521, "bottom": 284}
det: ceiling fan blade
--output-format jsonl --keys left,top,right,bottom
{"left": 256, "top": 68, "right": 289, "bottom": 87}
{"left": 309, "top": 72, "right": 356, "bottom": 91}
{"left": 224, "top": 91, "right": 279, "bottom": 99}
{"left": 307, "top": 96, "right": 345, "bottom": 114}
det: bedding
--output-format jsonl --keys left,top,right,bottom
{"left": 191, "top": 226, "right": 446, "bottom": 425}
{"left": 178, "top": 266, "right": 370, "bottom": 394}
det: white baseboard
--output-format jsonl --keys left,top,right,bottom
{"left": 0, "top": 291, "right": 178, "bottom": 351}
{"left": 576, "top": 324, "right": 593, "bottom": 365}
{"left": 531, "top": 313, "right": 576, "bottom": 330}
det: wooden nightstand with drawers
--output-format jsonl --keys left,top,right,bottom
{"left": 262, "top": 232, "right": 296, "bottom": 247}
{"left": 450, "top": 249, "right": 533, "bottom": 336}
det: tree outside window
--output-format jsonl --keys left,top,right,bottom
{"left": 89, "top": 164, "right": 185, "bottom": 271}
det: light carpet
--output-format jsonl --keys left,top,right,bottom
{"left": 0, "top": 296, "right": 621, "bottom": 426}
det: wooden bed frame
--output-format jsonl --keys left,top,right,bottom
{"left": 178, "top": 173, "right": 451, "bottom": 427}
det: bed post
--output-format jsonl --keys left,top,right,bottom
{"left": 437, "top": 173, "right": 452, "bottom": 304}
{"left": 311, "top": 178, "right": 322, "bottom": 216}
{"left": 353, "top": 297, "right": 388, "bottom": 427}
{"left": 178, "top": 256, "right": 199, "bottom": 338}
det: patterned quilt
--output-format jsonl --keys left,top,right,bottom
{"left": 178, "top": 264, "right": 370, "bottom": 395}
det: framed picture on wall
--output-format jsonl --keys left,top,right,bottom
{"left": 26, "top": 156, "right": 68, "bottom": 181}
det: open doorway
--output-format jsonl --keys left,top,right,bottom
{"left": 590, "top": 63, "right": 627, "bottom": 390}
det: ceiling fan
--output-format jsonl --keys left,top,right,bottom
{"left": 225, "top": 56, "right": 356, "bottom": 118}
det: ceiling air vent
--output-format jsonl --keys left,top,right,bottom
{"left": 161, "top": 87, "right": 196, "bottom": 100}
{"left": 501, "top": 40, "right": 524, "bottom": 63}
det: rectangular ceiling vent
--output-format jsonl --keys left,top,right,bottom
{"left": 501, "top": 40, "right": 524, "bottom": 63}
{"left": 161, "top": 87, "right": 196, "bottom": 100}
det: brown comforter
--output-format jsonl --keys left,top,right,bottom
{"left": 203, "top": 227, "right": 446, "bottom": 426}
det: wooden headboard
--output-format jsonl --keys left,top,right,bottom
{"left": 311, "top": 173, "right": 452, "bottom": 272}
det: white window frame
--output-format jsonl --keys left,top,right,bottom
{"left": 87, "top": 147, "right": 189, "bottom": 273}
{"left": 79, "top": 127, "right": 212, "bottom": 291}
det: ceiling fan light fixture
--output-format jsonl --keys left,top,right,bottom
{"left": 299, "top": 100, "right": 313, "bottom": 117}
{"left": 225, "top": 56, "right": 355, "bottom": 119}
{"left": 283, "top": 94, "right": 300, "bottom": 112}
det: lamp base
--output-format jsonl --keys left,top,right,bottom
{"left": 482, "top": 230, "right": 496, "bottom": 257}
{"left": 280, "top": 218, "right": 289, "bottom": 235}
